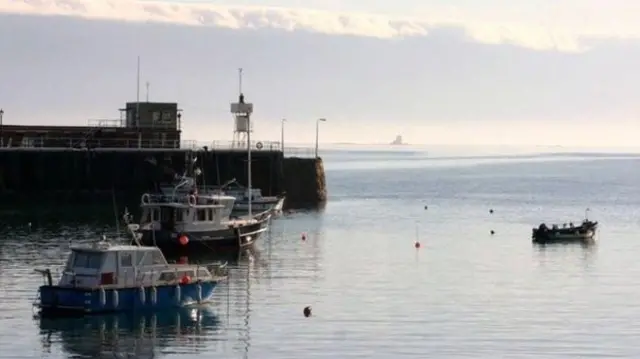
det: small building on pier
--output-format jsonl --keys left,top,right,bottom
{"left": 0, "top": 102, "right": 182, "bottom": 149}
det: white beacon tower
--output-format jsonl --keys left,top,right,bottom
{"left": 230, "top": 68, "right": 255, "bottom": 217}
{"left": 231, "top": 69, "right": 253, "bottom": 149}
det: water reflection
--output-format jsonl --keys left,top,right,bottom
{"left": 164, "top": 248, "right": 258, "bottom": 359}
{"left": 532, "top": 239, "right": 598, "bottom": 269}
{"left": 0, "top": 210, "right": 326, "bottom": 359}
{"left": 38, "top": 307, "right": 221, "bottom": 358}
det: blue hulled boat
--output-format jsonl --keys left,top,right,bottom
{"left": 33, "top": 240, "right": 228, "bottom": 316}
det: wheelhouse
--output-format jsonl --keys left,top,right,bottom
{"left": 55, "top": 244, "right": 216, "bottom": 289}
{"left": 139, "top": 193, "right": 236, "bottom": 227}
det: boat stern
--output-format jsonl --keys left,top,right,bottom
{"left": 36, "top": 285, "right": 94, "bottom": 315}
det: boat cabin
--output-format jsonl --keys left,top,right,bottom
{"left": 140, "top": 193, "right": 236, "bottom": 230}
{"left": 223, "top": 182, "right": 263, "bottom": 200}
{"left": 57, "top": 244, "right": 213, "bottom": 289}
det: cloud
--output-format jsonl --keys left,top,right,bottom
{"left": 1, "top": 0, "right": 640, "bottom": 52}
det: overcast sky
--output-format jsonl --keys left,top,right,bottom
{"left": 1, "top": 0, "right": 639, "bottom": 146}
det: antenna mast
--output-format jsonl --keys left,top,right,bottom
{"left": 136, "top": 56, "right": 141, "bottom": 126}
{"left": 146, "top": 81, "right": 150, "bottom": 102}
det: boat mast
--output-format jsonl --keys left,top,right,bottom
{"left": 240, "top": 68, "right": 253, "bottom": 218}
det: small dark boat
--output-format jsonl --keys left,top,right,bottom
{"left": 532, "top": 219, "right": 598, "bottom": 244}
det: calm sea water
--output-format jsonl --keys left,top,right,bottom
{"left": 3, "top": 145, "right": 640, "bottom": 358}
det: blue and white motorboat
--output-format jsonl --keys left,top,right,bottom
{"left": 33, "top": 239, "right": 228, "bottom": 316}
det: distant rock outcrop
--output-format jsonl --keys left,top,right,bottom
{"left": 390, "top": 135, "right": 405, "bottom": 145}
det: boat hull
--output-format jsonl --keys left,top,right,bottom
{"left": 532, "top": 232, "right": 596, "bottom": 244}
{"left": 532, "top": 222, "right": 597, "bottom": 244}
{"left": 138, "top": 217, "right": 269, "bottom": 254}
{"left": 37, "top": 281, "right": 218, "bottom": 317}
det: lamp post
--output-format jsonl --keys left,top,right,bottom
{"left": 315, "top": 118, "right": 326, "bottom": 158}
{"left": 281, "top": 118, "right": 286, "bottom": 153}
{"left": 0, "top": 108, "right": 4, "bottom": 148}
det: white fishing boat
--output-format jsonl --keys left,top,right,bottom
{"left": 134, "top": 182, "right": 271, "bottom": 252}
{"left": 131, "top": 74, "right": 274, "bottom": 252}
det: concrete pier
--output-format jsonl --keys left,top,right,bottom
{"left": 0, "top": 100, "right": 327, "bottom": 211}
{"left": 0, "top": 146, "right": 326, "bottom": 210}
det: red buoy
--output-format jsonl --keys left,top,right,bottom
{"left": 179, "top": 235, "right": 189, "bottom": 246}
{"left": 178, "top": 256, "right": 188, "bottom": 264}
{"left": 181, "top": 275, "right": 191, "bottom": 284}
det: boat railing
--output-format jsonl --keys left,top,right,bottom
{"left": 142, "top": 192, "right": 227, "bottom": 206}
{"left": 130, "top": 262, "right": 228, "bottom": 286}
{"left": 143, "top": 193, "right": 184, "bottom": 204}
{"left": 37, "top": 261, "right": 228, "bottom": 289}
{"left": 159, "top": 185, "right": 226, "bottom": 196}
{"left": 206, "top": 262, "right": 229, "bottom": 278}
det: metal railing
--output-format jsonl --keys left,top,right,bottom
{"left": 87, "top": 119, "right": 126, "bottom": 127}
{"left": 0, "top": 136, "right": 318, "bottom": 157}
{"left": 87, "top": 118, "right": 179, "bottom": 129}
{"left": 283, "top": 147, "right": 316, "bottom": 158}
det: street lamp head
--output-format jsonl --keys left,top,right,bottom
{"left": 0, "top": 109, "right": 3, "bottom": 116}
{"left": 318, "top": 118, "right": 326, "bottom": 122}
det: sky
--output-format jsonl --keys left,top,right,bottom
{"left": 1, "top": 0, "right": 640, "bottom": 146}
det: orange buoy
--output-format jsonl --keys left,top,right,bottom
{"left": 180, "top": 275, "right": 191, "bottom": 284}
{"left": 414, "top": 241, "right": 421, "bottom": 249}
{"left": 179, "top": 235, "right": 189, "bottom": 246}
{"left": 301, "top": 233, "right": 307, "bottom": 240}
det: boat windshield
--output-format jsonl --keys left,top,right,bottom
{"left": 69, "top": 251, "right": 104, "bottom": 270}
